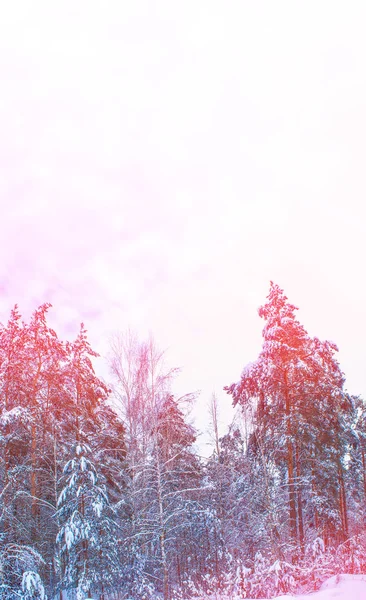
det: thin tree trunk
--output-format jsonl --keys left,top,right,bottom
{"left": 30, "top": 423, "right": 39, "bottom": 545}
{"left": 31, "top": 424, "right": 37, "bottom": 513}
{"left": 287, "top": 441, "right": 298, "bottom": 544}
{"left": 361, "top": 444, "right": 366, "bottom": 500}
{"left": 312, "top": 463, "right": 319, "bottom": 533}
{"left": 338, "top": 461, "right": 348, "bottom": 540}
{"left": 31, "top": 350, "right": 42, "bottom": 539}
{"left": 80, "top": 490, "right": 90, "bottom": 594}
{"left": 284, "top": 372, "right": 298, "bottom": 550}
{"left": 295, "top": 443, "right": 304, "bottom": 553}
{"left": 155, "top": 425, "right": 169, "bottom": 600}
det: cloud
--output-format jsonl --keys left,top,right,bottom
{"left": 0, "top": 1, "right": 365, "bottom": 443}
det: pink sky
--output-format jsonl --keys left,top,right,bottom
{"left": 1, "top": 2, "right": 366, "bottom": 451}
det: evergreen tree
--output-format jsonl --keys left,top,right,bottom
{"left": 0, "top": 304, "right": 66, "bottom": 595}
{"left": 226, "top": 283, "right": 353, "bottom": 557}
{"left": 56, "top": 442, "right": 113, "bottom": 599}
{"left": 0, "top": 305, "right": 128, "bottom": 599}
{"left": 346, "top": 395, "right": 366, "bottom": 534}
{"left": 56, "top": 323, "right": 124, "bottom": 599}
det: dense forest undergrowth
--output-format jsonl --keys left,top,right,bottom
{"left": 0, "top": 283, "right": 365, "bottom": 599}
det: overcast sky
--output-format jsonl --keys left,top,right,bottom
{"left": 1, "top": 1, "right": 365, "bottom": 451}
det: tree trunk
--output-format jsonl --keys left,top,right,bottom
{"left": 30, "top": 422, "right": 39, "bottom": 544}
{"left": 361, "top": 443, "right": 366, "bottom": 501}
{"left": 156, "top": 446, "right": 169, "bottom": 600}
{"left": 287, "top": 441, "right": 298, "bottom": 546}
{"left": 31, "top": 351, "right": 42, "bottom": 541}
{"left": 295, "top": 443, "right": 304, "bottom": 553}
{"left": 338, "top": 460, "right": 348, "bottom": 540}
{"left": 284, "top": 372, "right": 298, "bottom": 550}
{"left": 311, "top": 460, "right": 319, "bottom": 533}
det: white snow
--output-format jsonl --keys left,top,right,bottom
{"left": 189, "top": 575, "right": 366, "bottom": 600}
{"left": 261, "top": 574, "right": 366, "bottom": 600}
{"left": 0, "top": 406, "right": 30, "bottom": 424}
{"left": 21, "top": 571, "right": 46, "bottom": 600}
{"left": 318, "top": 574, "right": 366, "bottom": 596}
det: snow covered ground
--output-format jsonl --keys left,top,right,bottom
{"left": 311, "top": 574, "right": 366, "bottom": 600}
{"left": 195, "top": 575, "right": 366, "bottom": 600}
{"left": 256, "top": 574, "right": 366, "bottom": 600}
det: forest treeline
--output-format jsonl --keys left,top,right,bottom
{"left": 0, "top": 283, "right": 365, "bottom": 600}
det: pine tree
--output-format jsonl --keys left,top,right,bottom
{"left": 56, "top": 441, "right": 115, "bottom": 599}
{"left": 226, "top": 282, "right": 353, "bottom": 557}
{"left": 0, "top": 304, "right": 66, "bottom": 596}
{"left": 56, "top": 323, "right": 123, "bottom": 599}
{"left": 346, "top": 395, "right": 366, "bottom": 534}
{"left": 0, "top": 305, "right": 127, "bottom": 599}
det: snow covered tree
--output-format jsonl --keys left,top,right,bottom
{"left": 0, "top": 304, "right": 67, "bottom": 595}
{"left": 346, "top": 395, "right": 366, "bottom": 535}
{"left": 149, "top": 393, "right": 202, "bottom": 599}
{"left": 56, "top": 442, "right": 114, "bottom": 599}
{"left": 0, "top": 511, "right": 46, "bottom": 600}
{"left": 56, "top": 323, "right": 125, "bottom": 599}
{"left": 0, "top": 305, "right": 127, "bottom": 598}
{"left": 20, "top": 571, "right": 47, "bottom": 600}
{"left": 226, "top": 283, "right": 353, "bottom": 558}
{"left": 109, "top": 332, "right": 202, "bottom": 599}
